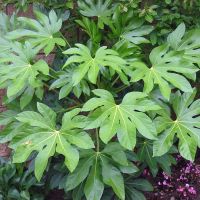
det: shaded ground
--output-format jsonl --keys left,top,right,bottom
{"left": 146, "top": 155, "right": 200, "bottom": 200}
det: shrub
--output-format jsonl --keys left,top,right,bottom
{"left": 0, "top": 0, "right": 200, "bottom": 199}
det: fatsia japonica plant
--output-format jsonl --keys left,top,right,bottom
{"left": 0, "top": 1, "right": 200, "bottom": 200}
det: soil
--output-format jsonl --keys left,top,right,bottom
{"left": 146, "top": 155, "right": 200, "bottom": 200}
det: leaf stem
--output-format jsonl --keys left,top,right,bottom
{"left": 60, "top": 32, "right": 71, "bottom": 48}
{"left": 56, "top": 104, "right": 83, "bottom": 113}
{"left": 115, "top": 83, "right": 133, "bottom": 93}
{"left": 56, "top": 44, "right": 65, "bottom": 52}
{"left": 96, "top": 129, "right": 100, "bottom": 152}
{"left": 111, "top": 75, "right": 120, "bottom": 86}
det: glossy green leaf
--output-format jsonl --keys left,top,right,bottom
{"left": 6, "top": 10, "right": 65, "bottom": 55}
{"left": 131, "top": 45, "right": 198, "bottom": 99}
{"left": 153, "top": 90, "right": 200, "bottom": 161}
{"left": 9, "top": 103, "right": 94, "bottom": 181}
{"left": 63, "top": 44, "right": 126, "bottom": 85}
{"left": 0, "top": 42, "right": 49, "bottom": 103}
{"left": 83, "top": 89, "right": 159, "bottom": 150}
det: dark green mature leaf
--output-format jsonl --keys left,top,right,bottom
{"left": 102, "top": 157, "right": 125, "bottom": 200}
{"left": 153, "top": 90, "right": 200, "bottom": 161}
{"left": 76, "top": 17, "right": 102, "bottom": 45}
{"left": 66, "top": 143, "right": 137, "bottom": 200}
{"left": 131, "top": 45, "right": 199, "bottom": 99}
{"left": 63, "top": 44, "right": 126, "bottom": 85}
{"left": 6, "top": 10, "right": 65, "bottom": 55}
{"left": 126, "top": 188, "right": 146, "bottom": 200}
{"left": 168, "top": 23, "right": 200, "bottom": 64}
{"left": 0, "top": 42, "right": 49, "bottom": 107}
{"left": 82, "top": 89, "right": 159, "bottom": 150}
{"left": 109, "top": 8, "right": 153, "bottom": 44}
{"left": 84, "top": 161, "right": 104, "bottom": 200}
{"left": 78, "top": 0, "right": 113, "bottom": 28}
{"left": 50, "top": 69, "right": 90, "bottom": 99}
{"left": 138, "top": 140, "right": 176, "bottom": 176}
{"left": 167, "top": 23, "right": 185, "bottom": 50}
{"left": 6, "top": 103, "right": 94, "bottom": 181}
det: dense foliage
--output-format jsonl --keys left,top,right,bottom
{"left": 0, "top": 0, "right": 200, "bottom": 199}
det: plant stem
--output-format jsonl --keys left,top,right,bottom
{"left": 60, "top": 32, "right": 71, "bottom": 48}
{"left": 49, "top": 67, "right": 58, "bottom": 74}
{"left": 56, "top": 104, "right": 83, "bottom": 113}
{"left": 96, "top": 129, "right": 100, "bottom": 152}
{"left": 111, "top": 75, "right": 120, "bottom": 86}
{"left": 115, "top": 83, "right": 134, "bottom": 93}
{"left": 56, "top": 44, "right": 65, "bottom": 52}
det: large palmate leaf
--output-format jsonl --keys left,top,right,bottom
{"left": 167, "top": 23, "right": 200, "bottom": 64}
{"left": 131, "top": 45, "right": 199, "bottom": 99}
{"left": 0, "top": 12, "right": 19, "bottom": 54}
{"left": 0, "top": 42, "right": 49, "bottom": 108}
{"left": 108, "top": 8, "right": 153, "bottom": 44}
{"left": 82, "top": 89, "right": 160, "bottom": 150}
{"left": 0, "top": 12, "right": 19, "bottom": 36}
{"left": 6, "top": 10, "right": 66, "bottom": 55}
{"left": 63, "top": 44, "right": 126, "bottom": 85}
{"left": 77, "top": 0, "right": 113, "bottom": 28}
{"left": 66, "top": 142, "right": 138, "bottom": 200}
{"left": 7, "top": 103, "right": 94, "bottom": 181}
{"left": 153, "top": 90, "right": 200, "bottom": 161}
{"left": 50, "top": 69, "right": 90, "bottom": 99}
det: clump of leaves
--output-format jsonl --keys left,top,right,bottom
{"left": 0, "top": 1, "right": 200, "bottom": 200}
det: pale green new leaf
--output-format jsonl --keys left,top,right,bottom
{"left": 6, "top": 10, "right": 65, "bottom": 55}
{"left": 131, "top": 45, "right": 199, "bottom": 99}
{"left": 153, "top": 90, "right": 200, "bottom": 161}
{"left": 11, "top": 103, "right": 94, "bottom": 180}
{"left": 82, "top": 89, "right": 160, "bottom": 150}
{"left": 63, "top": 44, "right": 126, "bottom": 85}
